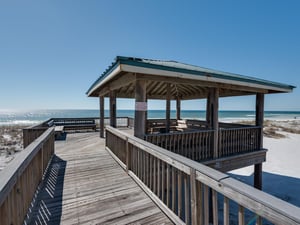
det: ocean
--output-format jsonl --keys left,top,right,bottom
{"left": 0, "top": 109, "right": 300, "bottom": 126}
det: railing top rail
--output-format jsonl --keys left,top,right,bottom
{"left": 23, "top": 117, "right": 134, "bottom": 129}
{"left": 0, "top": 127, "right": 54, "bottom": 206}
{"left": 219, "top": 126, "right": 262, "bottom": 131}
{"left": 106, "top": 125, "right": 300, "bottom": 224}
{"left": 144, "top": 129, "right": 215, "bottom": 137}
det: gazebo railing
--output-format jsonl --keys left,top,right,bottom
{"left": 219, "top": 126, "right": 261, "bottom": 158}
{"left": 144, "top": 130, "right": 214, "bottom": 161}
{"left": 106, "top": 126, "right": 300, "bottom": 225}
{"left": 144, "top": 126, "right": 262, "bottom": 162}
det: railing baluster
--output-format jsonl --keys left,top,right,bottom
{"left": 157, "top": 159, "right": 161, "bottom": 199}
{"left": 203, "top": 185, "right": 209, "bottom": 225}
{"left": 197, "top": 181, "right": 203, "bottom": 225}
{"left": 212, "top": 189, "right": 218, "bottom": 225}
{"left": 238, "top": 205, "right": 245, "bottom": 225}
{"left": 178, "top": 170, "right": 182, "bottom": 219}
{"left": 126, "top": 137, "right": 130, "bottom": 174}
{"left": 137, "top": 148, "right": 140, "bottom": 178}
{"left": 166, "top": 164, "right": 170, "bottom": 207}
{"left": 184, "top": 173, "right": 190, "bottom": 225}
{"left": 143, "top": 151, "right": 146, "bottom": 183}
{"left": 153, "top": 157, "right": 157, "bottom": 195}
{"left": 224, "top": 196, "right": 229, "bottom": 225}
{"left": 162, "top": 161, "right": 165, "bottom": 203}
{"left": 172, "top": 166, "right": 176, "bottom": 212}
{"left": 149, "top": 154, "right": 153, "bottom": 191}
{"left": 256, "top": 216, "right": 262, "bottom": 225}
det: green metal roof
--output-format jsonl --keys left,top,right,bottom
{"left": 87, "top": 56, "right": 295, "bottom": 96}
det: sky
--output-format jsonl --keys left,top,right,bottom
{"left": 0, "top": 1, "right": 300, "bottom": 111}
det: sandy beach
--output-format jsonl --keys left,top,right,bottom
{"left": 0, "top": 125, "right": 24, "bottom": 171}
{"left": 1, "top": 120, "right": 300, "bottom": 208}
{"left": 230, "top": 120, "right": 300, "bottom": 207}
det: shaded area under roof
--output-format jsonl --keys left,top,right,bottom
{"left": 87, "top": 56, "right": 295, "bottom": 99}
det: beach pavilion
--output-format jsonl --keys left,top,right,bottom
{"left": 87, "top": 56, "right": 294, "bottom": 190}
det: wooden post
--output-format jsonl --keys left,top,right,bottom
{"left": 206, "top": 90, "right": 212, "bottom": 129}
{"left": 145, "top": 98, "right": 148, "bottom": 134}
{"left": 176, "top": 97, "right": 181, "bottom": 120}
{"left": 109, "top": 91, "right": 117, "bottom": 127}
{"left": 134, "top": 80, "right": 147, "bottom": 138}
{"left": 190, "top": 168, "right": 197, "bottom": 225}
{"left": 166, "top": 83, "right": 171, "bottom": 133}
{"left": 207, "top": 88, "right": 219, "bottom": 158}
{"left": 99, "top": 95, "right": 105, "bottom": 138}
{"left": 254, "top": 93, "right": 264, "bottom": 190}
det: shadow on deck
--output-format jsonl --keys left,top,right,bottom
{"left": 230, "top": 171, "right": 300, "bottom": 208}
{"left": 24, "top": 155, "right": 66, "bottom": 224}
{"left": 24, "top": 132, "right": 172, "bottom": 225}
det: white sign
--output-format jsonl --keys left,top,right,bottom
{"left": 135, "top": 102, "right": 147, "bottom": 111}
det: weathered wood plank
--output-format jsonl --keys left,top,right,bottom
{"left": 24, "top": 132, "right": 173, "bottom": 225}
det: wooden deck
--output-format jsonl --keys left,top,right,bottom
{"left": 24, "top": 132, "right": 173, "bottom": 225}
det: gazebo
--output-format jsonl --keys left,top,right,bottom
{"left": 87, "top": 56, "right": 294, "bottom": 189}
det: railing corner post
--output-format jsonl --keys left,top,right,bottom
{"left": 190, "top": 167, "right": 197, "bottom": 225}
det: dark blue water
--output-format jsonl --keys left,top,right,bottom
{"left": 0, "top": 109, "right": 299, "bottom": 125}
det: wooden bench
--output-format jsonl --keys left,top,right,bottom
{"left": 54, "top": 119, "right": 96, "bottom": 131}
{"left": 45, "top": 120, "right": 65, "bottom": 140}
{"left": 176, "top": 119, "right": 188, "bottom": 131}
{"left": 54, "top": 126, "right": 65, "bottom": 140}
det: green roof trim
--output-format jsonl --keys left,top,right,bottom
{"left": 87, "top": 56, "right": 295, "bottom": 95}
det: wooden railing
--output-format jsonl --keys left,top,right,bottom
{"left": 23, "top": 126, "right": 48, "bottom": 148}
{"left": 106, "top": 126, "right": 300, "bottom": 225}
{"left": 145, "top": 120, "right": 261, "bottom": 161}
{"left": 0, "top": 127, "right": 55, "bottom": 225}
{"left": 144, "top": 130, "right": 214, "bottom": 161}
{"left": 219, "top": 126, "right": 261, "bottom": 157}
{"left": 103, "top": 117, "right": 132, "bottom": 127}
{"left": 186, "top": 120, "right": 208, "bottom": 129}
{"left": 128, "top": 117, "right": 134, "bottom": 128}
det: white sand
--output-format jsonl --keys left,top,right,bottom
{"left": 230, "top": 132, "right": 300, "bottom": 207}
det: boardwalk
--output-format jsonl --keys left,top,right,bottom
{"left": 24, "top": 132, "right": 172, "bottom": 225}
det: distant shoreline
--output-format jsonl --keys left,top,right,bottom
{"left": 1, "top": 109, "right": 300, "bottom": 126}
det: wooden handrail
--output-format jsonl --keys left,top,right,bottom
{"left": 0, "top": 127, "right": 55, "bottom": 225}
{"left": 106, "top": 126, "right": 300, "bottom": 225}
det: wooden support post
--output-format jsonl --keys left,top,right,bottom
{"left": 99, "top": 95, "right": 105, "bottom": 138}
{"left": 134, "top": 80, "right": 147, "bottom": 138}
{"left": 166, "top": 83, "right": 171, "bottom": 133}
{"left": 206, "top": 91, "right": 212, "bottom": 129}
{"left": 176, "top": 97, "right": 181, "bottom": 120}
{"left": 145, "top": 98, "right": 148, "bottom": 134}
{"left": 256, "top": 93, "right": 264, "bottom": 145}
{"left": 254, "top": 93, "right": 264, "bottom": 190}
{"left": 207, "top": 88, "right": 219, "bottom": 158}
{"left": 109, "top": 91, "right": 116, "bottom": 128}
{"left": 212, "top": 88, "right": 219, "bottom": 159}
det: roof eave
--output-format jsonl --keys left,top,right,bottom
{"left": 86, "top": 63, "right": 122, "bottom": 97}
{"left": 120, "top": 63, "right": 294, "bottom": 93}
{"left": 87, "top": 56, "right": 295, "bottom": 97}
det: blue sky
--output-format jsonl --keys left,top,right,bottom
{"left": 0, "top": 1, "right": 299, "bottom": 111}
